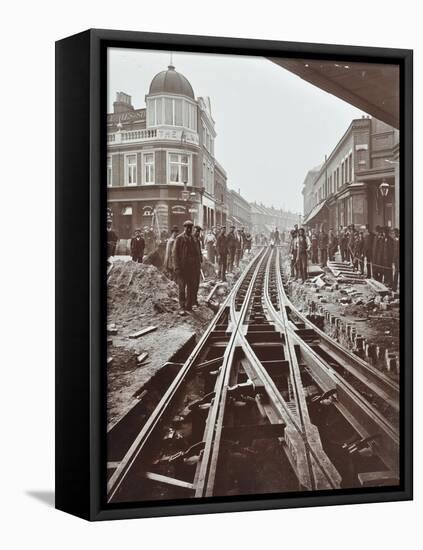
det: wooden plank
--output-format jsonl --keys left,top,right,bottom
{"left": 136, "top": 352, "right": 149, "bottom": 364}
{"left": 240, "top": 358, "right": 265, "bottom": 388}
{"left": 129, "top": 326, "right": 157, "bottom": 339}
{"left": 195, "top": 356, "right": 224, "bottom": 371}
{"left": 144, "top": 471, "right": 194, "bottom": 491}
{"left": 358, "top": 471, "right": 399, "bottom": 487}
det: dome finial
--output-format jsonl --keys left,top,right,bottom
{"left": 168, "top": 52, "right": 175, "bottom": 70}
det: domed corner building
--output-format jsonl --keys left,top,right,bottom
{"left": 106, "top": 64, "right": 229, "bottom": 240}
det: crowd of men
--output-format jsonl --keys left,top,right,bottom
{"left": 168, "top": 222, "right": 253, "bottom": 315}
{"left": 107, "top": 219, "right": 254, "bottom": 316}
{"left": 107, "top": 217, "right": 400, "bottom": 315}
{"left": 289, "top": 223, "right": 400, "bottom": 290}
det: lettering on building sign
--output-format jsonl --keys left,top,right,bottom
{"left": 172, "top": 206, "right": 186, "bottom": 214}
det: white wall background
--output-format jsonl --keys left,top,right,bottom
{"left": 0, "top": 0, "right": 420, "bottom": 547}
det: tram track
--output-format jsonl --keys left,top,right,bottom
{"left": 107, "top": 245, "right": 400, "bottom": 504}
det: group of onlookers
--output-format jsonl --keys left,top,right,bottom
{"left": 107, "top": 216, "right": 400, "bottom": 310}
{"left": 288, "top": 223, "right": 400, "bottom": 290}
{"left": 163, "top": 223, "right": 253, "bottom": 314}
{"left": 113, "top": 221, "right": 251, "bottom": 315}
{"left": 106, "top": 221, "right": 168, "bottom": 264}
{"left": 209, "top": 225, "right": 252, "bottom": 281}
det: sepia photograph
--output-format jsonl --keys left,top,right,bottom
{"left": 104, "top": 47, "right": 401, "bottom": 505}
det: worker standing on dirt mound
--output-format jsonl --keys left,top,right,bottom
{"left": 130, "top": 229, "right": 145, "bottom": 263}
{"left": 192, "top": 225, "right": 203, "bottom": 309}
{"left": 173, "top": 220, "right": 197, "bottom": 316}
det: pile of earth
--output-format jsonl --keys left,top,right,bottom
{"left": 108, "top": 259, "right": 180, "bottom": 319}
{"left": 106, "top": 260, "right": 215, "bottom": 428}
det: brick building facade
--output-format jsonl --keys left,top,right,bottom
{"left": 303, "top": 116, "right": 399, "bottom": 232}
{"left": 107, "top": 66, "right": 227, "bottom": 238}
{"left": 250, "top": 202, "right": 301, "bottom": 235}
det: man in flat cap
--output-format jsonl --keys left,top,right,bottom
{"left": 172, "top": 220, "right": 197, "bottom": 315}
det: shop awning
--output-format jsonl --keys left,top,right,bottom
{"left": 230, "top": 216, "right": 243, "bottom": 226}
{"left": 303, "top": 201, "right": 327, "bottom": 225}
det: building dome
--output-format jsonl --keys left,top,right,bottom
{"left": 149, "top": 65, "right": 195, "bottom": 99}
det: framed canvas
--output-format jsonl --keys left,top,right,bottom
{"left": 55, "top": 29, "right": 413, "bottom": 521}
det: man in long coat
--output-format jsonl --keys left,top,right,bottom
{"left": 216, "top": 227, "right": 228, "bottom": 282}
{"left": 130, "top": 229, "right": 145, "bottom": 263}
{"left": 318, "top": 226, "right": 329, "bottom": 267}
{"left": 172, "top": 220, "right": 198, "bottom": 315}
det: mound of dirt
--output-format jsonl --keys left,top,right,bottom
{"left": 108, "top": 260, "right": 179, "bottom": 319}
{"left": 107, "top": 260, "right": 215, "bottom": 428}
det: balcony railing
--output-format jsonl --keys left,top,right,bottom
{"left": 107, "top": 127, "right": 199, "bottom": 146}
{"left": 107, "top": 129, "right": 157, "bottom": 143}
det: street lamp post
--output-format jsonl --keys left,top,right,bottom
{"left": 379, "top": 180, "right": 390, "bottom": 226}
{"left": 182, "top": 181, "right": 198, "bottom": 224}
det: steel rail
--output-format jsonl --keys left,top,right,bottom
{"left": 202, "top": 248, "right": 340, "bottom": 495}
{"left": 107, "top": 247, "right": 266, "bottom": 502}
{"left": 279, "top": 255, "right": 399, "bottom": 407}
{"left": 194, "top": 249, "right": 269, "bottom": 497}
{"left": 276, "top": 250, "right": 399, "bottom": 474}
{"left": 263, "top": 248, "right": 342, "bottom": 489}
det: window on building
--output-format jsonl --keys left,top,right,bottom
{"left": 148, "top": 99, "right": 156, "bottom": 126}
{"left": 169, "top": 153, "right": 189, "bottom": 183}
{"left": 184, "top": 102, "right": 196, "bottom": 130}
{"left": 175, "top": 99, "right": 183, "bottom": 126}
{"left": 125, "top": 154, "right": 137, "bottom": 186}
{"left": 349, "top": 153, "right": 353, "bottom": 181}
{"left": 156, "top": 98, "right": 163, "bottom": 125}
{"left": 337, "top": 167, "right": 340, "bottom": 189}
{"left": 149, "top": 97, "right": 196, "bottom": 130}
{"left": 107, "top": 156, "right": 112, "bottom": 187}
{"left": 144, "top": 153, "right": 154, "bottom": 184}
{"left": 164, "top": 98, "right": 173, "bottom": 125}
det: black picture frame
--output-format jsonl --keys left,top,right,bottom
{"left": 55, "top": 28, "right": 413, "bottom": 521}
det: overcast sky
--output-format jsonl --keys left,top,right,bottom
{"left": 108, "top": 48, "right": 366, "bottom": 213}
